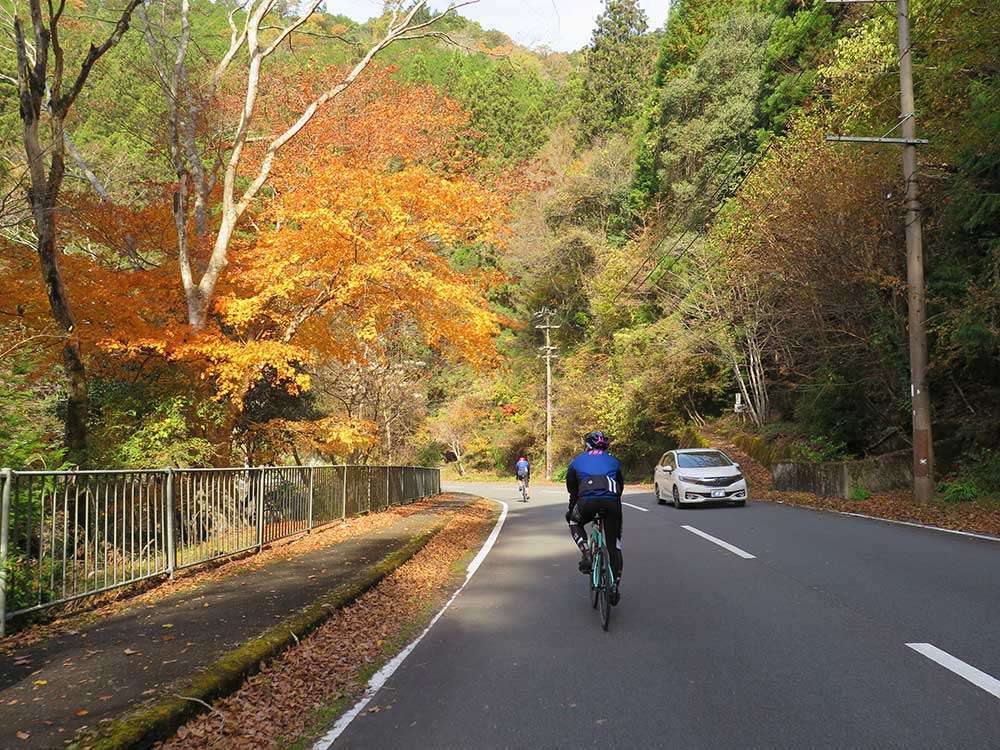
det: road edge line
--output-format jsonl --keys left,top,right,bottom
{"left": 72, "top": 520, "right": 450, "bottom": 750}
{"left": 312, "top": 499, "right": 510, "bottom": 749}
{"left": 838, "top": 511, "right": 1000, "bottom": 542}
{"left": 766, "top": 499, "right": 1000, "bottom": 542}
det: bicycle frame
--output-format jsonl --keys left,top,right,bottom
{"left": 589, "top": 517, "right": 615, "bottom": 590}
{"left": 587, "top": 515, "right": 615, "bottom": 630}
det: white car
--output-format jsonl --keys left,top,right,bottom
{"left": 653, "top": 449, "right": 748, "bottom": 508}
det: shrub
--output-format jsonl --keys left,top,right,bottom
{"left": 0, "top": 339, "right": 65, "bottom": 470}
{"left": 850, "top": 485, "right": 871, "bottom": 502}
{"left": 792, "top": 435, "right": 848, "bottom": 463}
{"left": 414, "top": 441, "right": 448, "bottom": 467}
{"left": 936, "top": 480, "right": 980, "bottom": 504}
{"left": 967, "top": 450, "right": 1000, "bottom": 495}
{"left": 91, "top": 394, "right": 215, "bottom": 468}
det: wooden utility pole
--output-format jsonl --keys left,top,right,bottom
{"left": 825, "top": 0, "right": 934, "bottom": 502}
{"left": 534, "top": 308, "right": 560, "bottom": 480}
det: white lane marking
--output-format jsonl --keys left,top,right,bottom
{"left": 622, "top": 501, "right": 649, "bottom": 512}
{"left": 541, "top": 489, "right": 647, "bottom": 496}
{"left": 312, "top": 500, "right": 510, "bottom": 749}
{"left": 681, "top": 525, "right": 756, "bottom": 559}
{"left": 907, "top": 643, "right": 1000, "bottom": 700}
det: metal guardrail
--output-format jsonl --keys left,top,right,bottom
{"left": 0, "top": 464, "right": 441, "bottom": 635}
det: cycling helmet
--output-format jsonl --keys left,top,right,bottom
{"left": 583, "top": 431, "right": 610, "bottom": 450}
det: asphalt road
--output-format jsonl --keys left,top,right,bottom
{"left": 323, "top": 483, "right": 1000, "bottom": 749}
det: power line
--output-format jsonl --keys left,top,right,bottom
{"left": 608, "top": 5, "right": 789, "bottom": 302}
{"left": 624, "top": 0, "right": 949, "bottom": 300}
{"left": 611, "top": 139, "right": 740, "bottom": 299}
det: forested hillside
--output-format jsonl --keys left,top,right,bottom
{"left": 428, "top": 0, "right": 999, "bottom": 502}
{"left": 2, "top": 0, "right": 997, "bottom": 503}
{"left": 0, "top": 1, "right": 564, "bottom": 471}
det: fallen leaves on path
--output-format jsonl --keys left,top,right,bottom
{"left": 157, "top": 501, "right": 496, "bottom": 750}
{"left": 756, "top": 488, "right": 1000, "bottom": 537}
{"left": 2, "top": 496, "right": 460, "bottom": 653}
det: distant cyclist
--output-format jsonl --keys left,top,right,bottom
{"left": 515, "top": 455, "right": 531, "bottom": 501}
{"left": 565, "top": 431, "right": 624, "bottom": 604}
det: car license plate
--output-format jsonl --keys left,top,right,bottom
{"left": 711, "top": 490, "right": 726, "bottom": 498}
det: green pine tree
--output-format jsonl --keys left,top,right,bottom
{"left": 579, "top": 0, "right": 651, "bottom": 143}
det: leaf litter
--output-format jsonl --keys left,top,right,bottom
{"left": 706, "top": 431, "right": 1000, "bottom": 536}
{"left": 156, "top": 500, "right": 496, "bottom": 750}
{"left": 2, "top": 497, "right": 450, "bottom": 654}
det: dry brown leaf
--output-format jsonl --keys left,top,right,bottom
{"left": 2, "top": 498, "right": 444, "bottom": 655}
{"left": 158, "top": 500, "right": 492, "bottom": 750}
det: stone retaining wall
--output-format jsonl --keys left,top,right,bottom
{"left": 773, "top": 453, "right": 912, "bottom": 499}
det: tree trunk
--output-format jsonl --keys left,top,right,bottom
{"left": 29, "top": 149, "right": 89, "bottom": 462}
{"left": 14, "top": 0, "right": 143, "bottom": 464}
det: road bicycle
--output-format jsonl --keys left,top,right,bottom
{"left": 517, "top": 477, "right": 529, "bottom": 502}
{"left": 587, "top": 511, "right": 615, "bottom": 631}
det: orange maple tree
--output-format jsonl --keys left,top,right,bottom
{"left": 1, "top": 68, "right": 510, "bottom": 460}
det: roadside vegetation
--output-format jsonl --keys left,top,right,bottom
{"left": 424, "top": 0, "right": 999, "bottom": 513}
{"left": 2, "top": 0, "right": 997, "bottom": 508}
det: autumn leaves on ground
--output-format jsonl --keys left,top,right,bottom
{"left": 1, "top": 0, "right": 998, "bottom": 745}
{"left": 706, "top": 430, "right": 1000, "bottom": 539}
{"left": 157, "top": 501, "right": 497, "bottom": 750}
{"left": 2, "top": 496, "right": 497, "bottom": 749}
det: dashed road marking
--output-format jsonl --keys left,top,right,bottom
{"left": 906, "top": 643, "right": 1000, "bottom": 700}
{"left": 622, "top": 502, "right": 649, "bottom": 512}
{"left": 681, "top": 525, "right": 756, "bottom": 559}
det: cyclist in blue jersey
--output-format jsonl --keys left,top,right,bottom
{"left": 515, "top": 455, "right": 531, "bottom": 500}
{"left": 565, "top": 431, "right": 624, "bottom": 605}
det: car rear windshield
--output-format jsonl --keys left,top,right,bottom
{"left": 677, "top": 451, "right": 733, "bottom": 468}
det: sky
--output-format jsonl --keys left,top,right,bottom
{"left": 324, "top": 1, "right": 671, "bottom": 52}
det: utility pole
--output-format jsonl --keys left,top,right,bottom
{"left": 534, "top": 308, "right": 560, "bottom": 480}
{"left": 825, "top": 0, "right": 934, "bottom": 502}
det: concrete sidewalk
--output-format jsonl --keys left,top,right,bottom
{"left": 0, "top": 497, "right": 466, "bottom": 749}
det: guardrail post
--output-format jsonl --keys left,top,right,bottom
{"left": 385, "top": 467, "right": 391, "bottom": 509}
{"left": 307, "top": 466, "right": 315, "bottom": 532}
{"left": 341, "top": 467, "right": 348, "bottom": 520}
{"left": 0, "top": 468, "right": 12, "bottom": 637}
{"left": 257, "top": 468, "right": 265, "bottom": 550}
{"left": 165, "top": 469, "right": 176, "bottom": 579}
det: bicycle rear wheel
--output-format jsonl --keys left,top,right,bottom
{"left": 589, "top": 545, "right": 600, "bottom": 609}
{"left": 598, "top": 569, "right": 611, "bottom": 631}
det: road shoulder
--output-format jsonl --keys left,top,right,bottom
{"left": 148, "top": 497, "right": 501, "bottom": 750}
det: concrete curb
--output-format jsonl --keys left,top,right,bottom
{"left": 71, "top": 520, "right": 449, "bottom": 750}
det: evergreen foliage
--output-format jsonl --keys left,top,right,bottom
{"left": 578, "top": 0, "right": 652, "bottom": 144}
